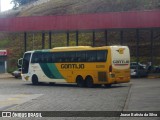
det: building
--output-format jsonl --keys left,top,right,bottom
{"left": 0, "top": 50, "right": 7, "bottom": 73}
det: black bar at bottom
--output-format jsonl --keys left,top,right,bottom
{"left": 0, "top": 111, "right": 160, "bottom": 117}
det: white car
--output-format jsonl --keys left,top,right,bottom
{"left": 12, "top": 68, "right": 21, "bottom": 78}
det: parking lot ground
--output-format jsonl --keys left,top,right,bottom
{"left": 0, "top": 74, "right": 160, "bottom": 120}
{"left": 120, "top": 78, "right": 160, "bottom": 120}
{"left": 124, "top": 78, "right": 160, "bottom": 111}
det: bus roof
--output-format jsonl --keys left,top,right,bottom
{"left": 52, "top": 46, "right": 92, "bottom": 50}
{"left": 51, "top": 46, "right": 126, "bottom": 51}
{"left": 24, "top": 46, "right": 128, "bottom": 53}
{"left": 24, "top": 49, "right": 50, "bottom": 53}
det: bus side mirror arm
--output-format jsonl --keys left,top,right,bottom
{"left": 17, "top": 58, "right": 23, "bottom": 68}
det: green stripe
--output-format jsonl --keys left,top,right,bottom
{"left": 47, "top": 63, "right": 64, "bottom": 79}
{"left": 39, "top": 63, "right": 63, "bottom": 79}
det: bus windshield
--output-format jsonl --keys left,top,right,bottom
{"left": 22, "top": 53, "right": 31, "bottom": 74}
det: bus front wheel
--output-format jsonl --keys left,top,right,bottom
{"left": 32, "top": 75, "right": 39, "bottom": 85}
{"left": 105, "top": 84, "right": 112, "bottom": 88}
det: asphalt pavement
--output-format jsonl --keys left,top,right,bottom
{"left": 0, "top": 73, "right": 160, "bottom": 120}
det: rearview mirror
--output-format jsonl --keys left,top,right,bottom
{"left": 17, "top": 58, "right": 23, "bottom": 68}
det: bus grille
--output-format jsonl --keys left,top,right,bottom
{"left": 98, "top": 72, "right": 107, "bottom": 82}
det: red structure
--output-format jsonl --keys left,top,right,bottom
{"left": 0, "top": 10, "right": 160, "bottom": 65}
{"left": 0, "top": 10, "right": 160, "bottom": 32}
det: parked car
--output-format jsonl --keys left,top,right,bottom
{"left": 130, "top": 62, "right": 146, "bottom": 69}
{"left": 153, "top": 66, "right": 160, "bottom": 73}
{"left": 148, "top": 65, "right": 160, "bottom": 73}
{"left": 12, "top": 68, "right": 21, "bottom": 78}
{"left": 130, "top": 62, "right": 148, "bottom": 77}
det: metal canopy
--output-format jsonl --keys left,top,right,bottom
{"left": 0, "top": 10, "right": 160, "bottom": 32}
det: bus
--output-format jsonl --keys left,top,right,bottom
{"left": 20, "top": 46, "right": 130, "bottom": 87}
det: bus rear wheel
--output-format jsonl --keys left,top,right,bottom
{"left": 76, "top": 76, "right": 85, "bottom": 87}
{"left": 32, "top": 75, "right": 39, "bottom": 85}
{"left": 85, "top": 76, "right": 94, "bottom": 88}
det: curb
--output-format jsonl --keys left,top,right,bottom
{"left": 147, "top": 76, "right": 160, "bottom": 79}
{"left": 0, "top": 73, "right": 13, "bottom": 79}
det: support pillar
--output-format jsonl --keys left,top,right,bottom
{"left": 93, "top": 31, "right": 95, "bottom": 47}
{"left": 49, "top": 31, "right": 52, "bottom": 49}
{"left": 24, "top": 32, "right": 27, "bottom": 52}
{"left": 105, "top": 30, "right": 108, "bottom": 46}
{"left": 67, "top": 32, "right": 69, "bottom": 46}
{"left": 42, "top": 32, "right": 45, "bottom": 49}
{"left": 136, "top": 29, "right": 140, "bottom": 64}
{"left": 120, "top": 30, "right": 123, "bottom": 45}
{"left": 150, "top": 29, "right": 153, "bottom": 66}
{"left": 76, "top": 31, "right": 78, "bottom": 46}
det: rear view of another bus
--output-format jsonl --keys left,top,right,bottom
{"left": 109, "top": 46, "right": 130, "bottom": 84}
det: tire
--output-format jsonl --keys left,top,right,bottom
{"left": 76, "top": 76, "right": 85, "bottom": 87}
{"left": 15, "top": 76, "right": 18, "bottom": 78}
{"left": 94, "top": 84, "right": 102, "bottom": 87}
{"left": 49, "top": 82, "right": 55, "bottom": 85}
{"left": 32, "top": 75, "right": 39, "bottom": 85}
{"left": 85, "top": 76, "right": 94, "bottom": 88}
{"left": 105, "top": 84, "right": 112, "bottom": 88}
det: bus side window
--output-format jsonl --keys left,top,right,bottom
{"left": 54, "top": 52, "right": 64, "bottom": 62}
{"left": 51, "top": 53, "right": 55, "bottom": 63}
{"left": 64, "top": 52, "right": 69, "bottom": 62}
{"left": 70, "top": 52, "right": 76, "bottom": 62}
{"left": 40, "top": 53, "right": 44, "bottom": 63}
{"left": 34, "top": 58, "right": 38, "bottom": 63}
{"left": 43, "top": 52, "right": 52, "bottom": 63}
{"left": 86, "top": 51, "right": 96, "bottom": 62}
{"left": 65, "top": 52, "right": 76, "bottom": 62}
{"left": 47, "top": 53, "right": 53, "bottom": 63}
{"left": 76, "top": 51, "right": 86, "bottom": 62}
{"left": 97, "top": 51, "right": 107, "bottom": 62}
{"left": 31, "top": 52, "right": 40, "bottom": 63}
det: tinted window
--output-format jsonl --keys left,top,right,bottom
{"left": 65, "top": 52, "right": 76, "bottom": 62}
{"left": 42, "top": 52, "right": 53, "bottom": 63}
{"left": 54, "top": 52, "right": 64, "bottom": 62}
{"left": 22, "top": 53, "right": 31, "bottom": 74}
{"left": 97, "top": 50, "right": 107, "bottom": 62}
{"left": 86, "top": 51, "right": 97, "bottom": 62}
{"left": 24, "top": 53, "right": 31, "bottom": 62}
{"left": 76, "top": 51, "right": 86, "bottom": 62}
{"left": 31, "top": 50, "right": 107, "bottom": 63}
{"left": 31, "top": 52, "right": 41, "bottom": 63}
{"left": 32, "top": 52, "right": 54, "bottom": 63}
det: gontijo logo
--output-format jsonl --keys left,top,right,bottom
{"left": 113, "top": 60, "right": 129, "bottom": 66}
{"left": 116, "top": 48, "right": 125, "bottom": 54}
